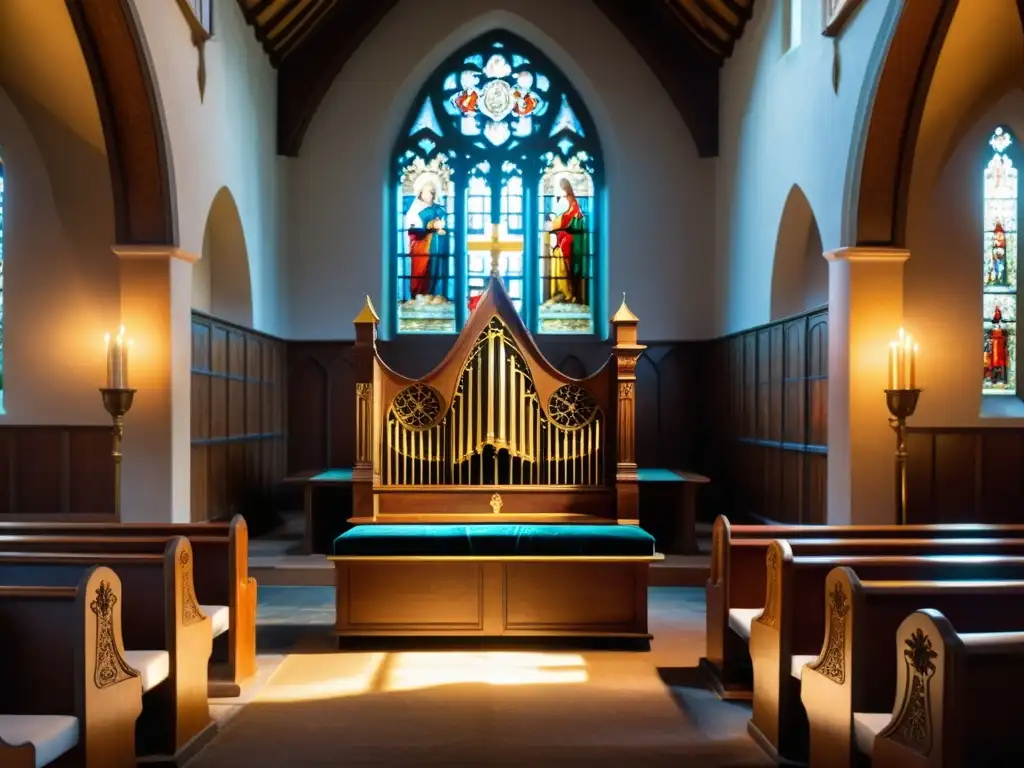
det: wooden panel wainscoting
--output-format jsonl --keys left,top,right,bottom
{"left": 705, "top": 307, "right": 828, "bottom": 524}
{"left": 191, "top": 312, "right": 287, "bottom": 523}
{"left": 905, "top": 426, "right": 1024, "bottom": 524}
{"left": 0, "top": 426, "right": 114, "bottom": 518}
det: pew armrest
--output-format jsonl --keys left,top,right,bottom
{"left": 728, "top": 608, "right": 759, "bottom": 641}
{"left": 0, "top": 716, "right": 78, "bottom": 768}
{"left": 124, "top": 650, "right": 170, "bottom": 693}
{"left": 201, "top": 605, "right": 230, "bottom": 639}
{"left": 853, "top": 712, "right": 889, "bottom": 757}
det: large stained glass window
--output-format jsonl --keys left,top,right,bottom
{"left": 0, "top": 156, "right": 5, "bottom": 406}
{"left": 983, "top": 126, "right": 1018, "bottom": 395}
{"left": 392, "top": 32, "right": 601, "bottom": 335}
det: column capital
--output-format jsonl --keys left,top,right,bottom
{"left": 824, "top": 246, "right": 910, "bottom": 264}
{"left": 112, "top": 245, "right": 199, "bottom": 264}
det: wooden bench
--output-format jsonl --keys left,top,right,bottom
{"left": 0, "top": 566, "right": 142, "bottom": 768}
{"left": 0, "top": 538, "right": 215, "bottom": 762}
{"left": 704, "top": 515, "right": 1024, "bottom": 698}
{"left": 867, "top": 609, "right": 1024, "bottom": 766}
{"left": 801, "top": 572, "right": 1024, "bottom": 767}
{"left": 0, "top": 515, "right": 256, "bottom": 695}
{"left": 330, "top": 524, "right": 661, "bottom": 639}
{"left": 749, "top": 542, "right": 1024, "bottom": 762}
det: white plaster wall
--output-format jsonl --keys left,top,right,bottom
{"left": 901, "top": 0, "right": 1024, "bottom": 427}
{"left": 0, "top": 84, "right": 119, "bottom": 425}
{"left": 717, "top": 0, "right": 902, "bottom": 334}
{"left": 130, "top": 0, "right": 286, "bottom": 335}
{"left": 288, "top": 0, "right": 716, "bottom": 341}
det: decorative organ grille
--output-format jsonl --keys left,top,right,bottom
{"left": 383, "top": 317, "right": 604, "bottom": 487}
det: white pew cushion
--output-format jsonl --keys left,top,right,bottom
{"left": 0, "top": 714, "right": 79, "bottom": 768}
{"left": 790, "top": 654, "right": 818, "bottom": 680}
{"left": 852, "top": 712, "right": 891, "bottom": 756}
{"left": 125, "top": 650, "right": 170, "bottom": 693}
{"left": 727, "top": 608, "right": 762, "bottom": 641}
{"left": 201, "top": 604, "right": 230, "bottom": 639}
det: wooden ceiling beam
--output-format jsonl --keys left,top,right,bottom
{"left": 272, "top": 0, "right": 335, "bottom": 65}
{"left": 278, "top": 0, "right": 400, "bottom": 156}
{"left": 593, "top": 0, "right": 720, "bottom": 157}
{"left": 243, "top": 0, "right": 276, "bottom": 24}
{"left": 256, "top": 0, "right": 303, "bottom": 47}
{"left": 664, "top": 2, "right": 730, "bottom": 56}
{"left": 693, "top": 0, "right": 740, "bottom": 34}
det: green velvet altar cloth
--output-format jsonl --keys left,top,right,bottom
{"left": 333, "top": 524, "right": 656, "bottom": 557}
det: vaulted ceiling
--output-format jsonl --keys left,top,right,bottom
{"left": 235, "top": 0, "right": 756, "bottom": 158}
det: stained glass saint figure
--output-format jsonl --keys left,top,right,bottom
{"left": 546, "top": 178, "right": 587, "bottom": 305}
{"left": 405, "top": 175, "right": 449, "bottom": 300}
{"left": 988, "top": 220, "right": 1009, "bottom": 286}
{"left": 989, "top": 305, "right": 1010, "bottom": 385}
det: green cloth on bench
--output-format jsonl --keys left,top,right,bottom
{"left": 310, "top": 469, "right": 353, "bottom": 483}
{"left": 636, "top": 468, "right": 685, "bottom": 483}
{"left": 333, "top": 524, "right": 656, "bottom": 557}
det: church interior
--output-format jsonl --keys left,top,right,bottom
{"left": 3, "top": 0, "right": 1024, "bottom": 765}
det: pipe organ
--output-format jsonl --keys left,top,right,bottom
{"left": 383, "top": 318, "right": 604, "bottom": 488}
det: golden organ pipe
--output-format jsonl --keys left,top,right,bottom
{"left": 428, "top": 427, "right": 432, "bottom": 485}
{"left": 498, "top": 336, "right": 506, "bottom": 444}
{"left": 487, "top": 331, "right": 494, "bottom": 441}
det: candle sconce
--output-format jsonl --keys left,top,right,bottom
{"left": 885, "top": 387, "right": 921, "bottom": 526}
{"left": 100, "top": 388, "right": 136, "bottom": 520}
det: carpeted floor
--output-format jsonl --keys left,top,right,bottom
{"left": 188, "top": 587, "right": 770, "bottom": 767}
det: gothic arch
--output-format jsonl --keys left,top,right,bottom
{"left": 66, "top": 0, "right": 176, "bottom": 245}
{"left": 771, "top": 184, "right": 826, "bottom": 320}
{"left": 194, "top": 187, "right": 252, "bottom": 327}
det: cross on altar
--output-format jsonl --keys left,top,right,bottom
{"left": 467, "top": 222, "right": 520, "bottom": 277}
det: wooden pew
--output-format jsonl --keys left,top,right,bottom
{"left": 802, "top": 573, "right": 1024, "bottom": 767}
{"left": 0, "top": 515, "right": 257, "bottom": 694}
{"left": 704, "top": 514, "right": 1024, "bottom": 698}
{"left": 749, "top": 542, "right": 1024, "bottom": 762}
{"left": 0, "top": 566, "right": 142, "bottom": 767}
{"left": 0, "top": 538, "right": 215, "bottom": 763}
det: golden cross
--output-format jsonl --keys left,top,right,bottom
{"left": 467, "top": 222, "right": 521, "bottom": 278}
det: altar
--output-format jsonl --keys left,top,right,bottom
{"left": 329, "top": 271, "right": 661, "bottom": 640}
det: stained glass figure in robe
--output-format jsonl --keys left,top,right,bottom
{"left": 983, "top": 126, "right": 1019, "bottom": 394}
{"left": 397, "top": 155, "right": 455, "bottom": 334}
{"left": 538, "top": 152, "right": 594, "bottom": 334}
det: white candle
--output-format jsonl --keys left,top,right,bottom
{"left": 120, "top": 326, "right": 130, "bottom": 389}
{"left": 896, "top": 328, "right": 906, "bottom": 390}
{"left": 910, "top": 343, "right": 918, "bottom": 389}
{"left": 888, "top": 341, "right": 898, "bottom": 389}
{"left": 105, "top": 326, "right": 128, "bottom": 389}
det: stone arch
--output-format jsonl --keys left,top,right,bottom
{"left": 771, "top": 184, "right": 826, "bottom": 320}
{"left": 193, "top": 187, "right": 253, "bottom": 327}
{"left": 65, "top": 0, "right": 176, "bottom": 245}
{"left": 846, "top": 0, "right": 999, "bottom": 247}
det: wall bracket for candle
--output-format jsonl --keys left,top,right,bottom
{"left": 885, "top": 388, "right": 921, "bottom": 526}
{"left": 100, "top": 388, "right": 136, "bottom": 520}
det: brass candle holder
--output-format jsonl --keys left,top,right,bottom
{"left": 100, "top": 388, "right": 136, "bottom": 520}
{"left": 885, "top": 388, "right": 921, "bottom": 526}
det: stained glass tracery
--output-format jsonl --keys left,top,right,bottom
{"left": 983, "top": 127, "right": 1018, "bottom": 394}
{"left": 394, "top": 32, "right": 600, "bottom": 335}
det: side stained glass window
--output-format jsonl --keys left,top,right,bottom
{"left": 983, "top": 126, "right": 1018, "bottom": 395}
{"left": 393, "top": 31, "right": 602, "bottom": 335}
{"left": 0, "top": 156, "right": 5, "bottom": 405}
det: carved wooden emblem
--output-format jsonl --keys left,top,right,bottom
{"left": 756, "top": 545, "right": 779, "bottom": 628}
{"left": 490, "top": 493, "right": 503, "bottom": 514}
{"left": 179, "top": 550, "right": 205, "bottom": 627}
{"left": 808, "top": 580, "right": 849, "bottom": 683}
{"left": 90, "top": 581, "right": 139, "bottom": 689}
{"left": 356, "top": 382, "right": 372, "bottom": 402}
{"left": 880, "top": 628, "right": 938, "bottom": 755}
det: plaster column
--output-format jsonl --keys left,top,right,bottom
{"left": 825, "top": 247, "right": 910, "bottom": 525}
{"left": 113, "top": 246, "right": 196, "bottom": 523}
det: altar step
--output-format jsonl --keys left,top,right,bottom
{"left": 249, "top": 552, "right": 710, "bottom": 588}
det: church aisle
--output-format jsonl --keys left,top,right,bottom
{"left": 186, "top": 588, "right": 769, "bottom": 767}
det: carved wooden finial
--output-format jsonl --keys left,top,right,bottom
{"left": 611, "top": 293, "right": 639, "bottom": 324}
{"left": 353, "top": 295, "right": 380, "bottom": 325}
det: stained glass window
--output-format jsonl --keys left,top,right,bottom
{"left": 983, "top": 126, "right": 1018, "bottom": 395}
{"left": 0, "top": 156, "right": 5, "bottom": 406}
{"left": 392, "top": 31, "right": 601, "bottom": 334}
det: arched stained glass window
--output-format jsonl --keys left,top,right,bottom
{"left": 0, "top": 155, "right": 5, "bottom": 405}
{"left": 392, "top": 31, "right": 602, "bottom": 335}
{"left": 983, "top": 126, "right": 1018, "bottom": 395}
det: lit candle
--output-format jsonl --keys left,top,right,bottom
{"left": 910, "top": 343, "right": 918, "bottom": 389}
{"left": 888, "top": 341, "right": 898, "bottom": 390}
{"left": 896, "top": 328, "right": 906, "bottom": 389}
{"left": 105, "top": 326, "right": 129, "bottom": 389}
